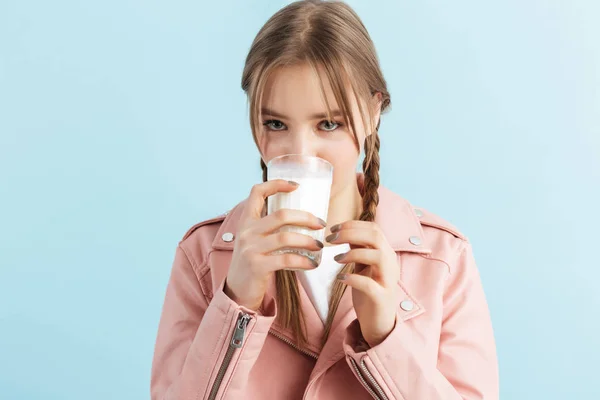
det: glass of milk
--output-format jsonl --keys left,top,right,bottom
{"left": 266, "top": 154, "right": 333, "bottom": 267}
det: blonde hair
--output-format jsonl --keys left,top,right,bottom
{"left": 241, "top": 0, "right": 391, "bottom": 348}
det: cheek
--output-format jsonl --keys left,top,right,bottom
{"left": 257, "top": 133, "right": 281, "bottom": 161}
{"left": 319, "top": 140, "right": 360, "bottom": 182}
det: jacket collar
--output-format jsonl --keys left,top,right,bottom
{"left": 212, "top": 173, "right": 432, "bottom": 255}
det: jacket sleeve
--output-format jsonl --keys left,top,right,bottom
{"left": 343, "top": 241, "right": 499, "bottom": 400}
{"left": 150, "top": 245, "right": 277, "bottom": 400}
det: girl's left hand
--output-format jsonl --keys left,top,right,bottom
{"left": 326, "top": 220, "right": 401, "bottom": 348}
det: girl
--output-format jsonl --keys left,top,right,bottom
{"left": 151, "top": 1, "right": 499, "bottom": 399}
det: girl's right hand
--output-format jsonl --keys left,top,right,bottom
{"left": 223, "top": 179, "right": 327, "bottom": 311}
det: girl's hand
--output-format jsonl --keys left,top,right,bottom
{"left": 326, "top": 221, "right": 401, "bottom": 347}
{"left": 224, "top": 179, "right": 327, "bottom": 311}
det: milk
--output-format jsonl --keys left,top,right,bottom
{"left": 267, "top": 171, "right": 333, "bottom": 266}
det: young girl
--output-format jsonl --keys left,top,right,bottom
{"left": 151, "top": 1, "right": 499, "bottom": 399}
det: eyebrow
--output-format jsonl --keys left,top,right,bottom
{"left": 260, "top": 107, "right": 343, "bottom": 120}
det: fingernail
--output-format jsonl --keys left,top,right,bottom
{"left": 318, "top": 218, "right": 327, "bottom": 227}
{"left": 330, "top": 224, "right": 341, "bottom": 233}
{"left": 334, "top": 252, "right": 346, "bottom": 262}
{"left": 326, "top": 233, "right": 338, "bottom": 242}
{"left": 288, "top": 180, "right": 299, "bottom": 186}
{"left": 315, "top": 240, "right": 324, "bottom": 249}
{"left": 337, "top": 273, "right": 347, "bottom": 281}
{"left": 311, "top": 259, "right": 319, "bottom": 268}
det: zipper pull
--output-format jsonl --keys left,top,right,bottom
{"left": 231, "top": 313, "right": 251, "bottom": 348}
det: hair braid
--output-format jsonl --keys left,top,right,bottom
{"left": 359, "top": 132, "right": 380, "bottom": 222}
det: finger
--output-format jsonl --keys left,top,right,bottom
{"left": 337, "top": 273, "right": 382, "bottom": 297}
{"left": 256, "top": 231, "right": 324, "bottom": 254}
{"left": 336, "top": 248, "right": 398, "bottom": 284}
{"left": 334, "top": 248, "right": 382, "bottom": 269}
{"left": 326, "top": 227, "right": 385, "bottom": 249}
{"left": 330, "top": 220, "right": 379, "bottom": 233}
{"left": 263, "top": 252, "right": 319, "bottom": 272}
{"left": 252, "top": 208, "right": 327, "bottom": 235}
{"left": 243, "top": 180, "right": 300, "bottom": 220}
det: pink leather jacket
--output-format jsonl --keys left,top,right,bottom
{"left": 151, "top": 181, "right": 499, "bottom": 400}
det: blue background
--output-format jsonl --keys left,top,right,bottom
{"left": 1, "top": 0, "right": 598, "bottom": 398}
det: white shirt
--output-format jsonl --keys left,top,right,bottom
{"left": 296, "top": 243, "right": 351, "bottom": 324}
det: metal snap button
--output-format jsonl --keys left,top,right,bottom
{"left": 400, "top": 300, "right": 414, "bottom": 311}
{"left": 409, "top": 236, "right": 422, "bottom": 246}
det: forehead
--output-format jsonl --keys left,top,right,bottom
{"left": 261, "top": 63, "right": 348, "bottom": 118}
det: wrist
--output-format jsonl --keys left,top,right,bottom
{"left": 365, "top": 317, "right": 396, "bottom": 348}
{"left": 223, "top": 280, "right": 262, "bottom": 311}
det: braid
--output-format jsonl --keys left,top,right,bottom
{"left": 359, "top": 132, "right": 381, "bottom": 223}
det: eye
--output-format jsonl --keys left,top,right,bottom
{"left": 318, "top": 120, "right": 342, "bottom": 132}
{"left": 263, "top": 119, "right": 287, "bottom": 131}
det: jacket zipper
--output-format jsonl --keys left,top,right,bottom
{"left": 207, "top": 312, "right": 251, "bottom": 400}
{"left": 349, "top": 357, "right": 389, "bottom": 400}
{"left": 268, "top": 329, "right": 319, "bottom": 359}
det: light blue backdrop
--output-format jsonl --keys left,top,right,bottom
{"left": 1, "top": 1, "right": 598, "bottom": 399}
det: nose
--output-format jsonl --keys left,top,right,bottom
{"left": 288, "top": 129, "right": 316, "bottom": 156}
